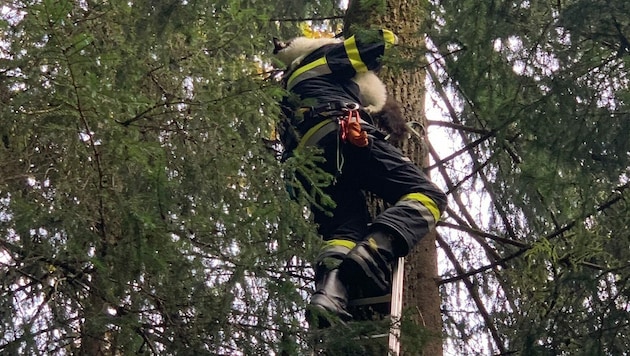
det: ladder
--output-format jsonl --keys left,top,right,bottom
{"left": 347, "top": 257, "right": 405, "bottom": 355}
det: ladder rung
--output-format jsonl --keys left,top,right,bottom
{"left": 356, "top": 333, "right": 388, "bottom": 340}
{"left": 348, "top": 294, "right": 391, "bottom": 307}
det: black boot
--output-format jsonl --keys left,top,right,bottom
{"left": 307, "top": 262, "right": 353, "bottom": 328}
{"left": 340, "top": 230, "right": 398, "bottom": 297}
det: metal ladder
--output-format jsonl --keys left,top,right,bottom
{"left": 347, "top": 257, "right": 405, "bottom": 355}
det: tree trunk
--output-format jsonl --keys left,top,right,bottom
{"left": 345, "top": 1, "right": 443, "bottom": 355}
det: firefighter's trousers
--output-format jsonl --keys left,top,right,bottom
{"left": 294, "top": 122, "right": 448, "bottom": 260}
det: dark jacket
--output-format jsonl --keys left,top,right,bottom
{"left": 282, "top": 29, "right": 397, "bottom": 113}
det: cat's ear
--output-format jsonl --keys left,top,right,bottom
{"left": 272, "top": 37, "right": 287, "bottom": 54}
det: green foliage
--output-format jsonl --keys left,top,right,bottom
{"left": 310, "top": 318, "right": 392, "bottom": 355}
{"left": 310, "top": 309, "right": 434, "bottom": 355}
{"left": 284, "top": 147, "right": 337, "bottom": 216}
{"left": 0, "top": 0, "right": 345, "bottom": 354}
{"left": 429, "top": 0, "right": 630, "bottom": 354}
{"left": 399, "top": 308, "right": 436, "bottom": 354}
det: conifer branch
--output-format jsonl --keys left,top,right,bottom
{"left": 439, "top": 182, "right": 630, "bottom": 285}
{"left": 267, "top": 15, "right": 345, "bottom": 22}
{"left": 62, "top": 39, "right": 107, "bottom": 243}
{"left": 437, "top": 234, "right": 508, "bottom": 354}
{"left": 428, "top": 61, "right": 520, "bottom": 240}
{"left": 426, "top": 119, "right": 491, "bottom": 135}
{"left": 427, "top": 138, "right": 505, "bottom": 263}
{"left": 439, "top": 221, "right": 528, "bottom": 248}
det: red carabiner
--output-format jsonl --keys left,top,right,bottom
{"left": 341, "top": 110, "right": 368, "bottom": 147}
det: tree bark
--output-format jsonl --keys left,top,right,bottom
{"left": 345, "top": 1, "right": 443, "bottom": 355}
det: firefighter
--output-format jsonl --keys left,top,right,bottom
{"left": 274, "top": 29, "right": 448, "bottom": 326}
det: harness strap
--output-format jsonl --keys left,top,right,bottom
{"left": 292, "top": 102, "right": 370, "bottom": 179}
{"left": 296, "top": 118, "right": 338, "bottom": 150}
{"left": 303, "top": 101, "right": 353, "bottom": 121}
{"left": 296, "top": 108, "right": 370, "bottom": 149}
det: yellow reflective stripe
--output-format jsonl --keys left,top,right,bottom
{"left": 344, "top": 36, "right": 368, "bottom": 73}
{"left": 287, "top": 57, "right": 328, "bottom": 89}
{"left": 322, "top": 239, "right": 357, "bottom": 251}
{"left": 401, "top": 193, "right": 441, "bottom": 222}
{"left": 296, "top": 118, "right": 334, "bottom": 150}
{"left": 382, "top": 29, "right": 397, "bottom": 49}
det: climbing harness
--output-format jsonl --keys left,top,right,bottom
{"left": 289, "top": 102, "right": 370, "bottom": 178}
